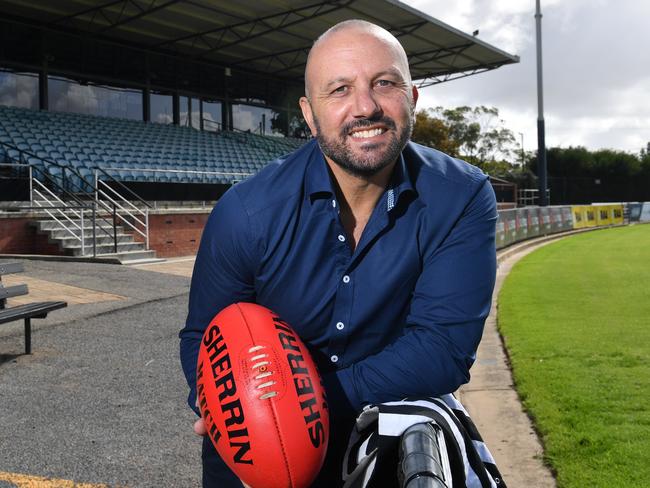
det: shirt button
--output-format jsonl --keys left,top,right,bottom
{"left": 330, "top": 355, "right": 339, "bottom": 363}
{"left": 332, "top": 200, "right": 337, "bottom": 208}
{"left": 338, "top": 234, "right": 346, "bottom": 242}
{"left": 342, "top": 275, "right": 350, "bottom": 283}
{"left": 336, "top": 322, "right": 345, "bottom": 330}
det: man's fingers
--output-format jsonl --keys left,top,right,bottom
{"left": 193, "top": 417, "right": 207, "bottom": 436}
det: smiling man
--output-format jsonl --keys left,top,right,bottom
{"left": 180, "top": 19, "right": 498, "bottom": 487}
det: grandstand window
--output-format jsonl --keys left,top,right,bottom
{"left": 179, "top": 96, "right": 202, "bottom": 129}
{"left": 151, "top": 92, "right": 173, "bottom": 124}
{"left": 48, "top": 76, "right": 142, "bottom": 120}
{"left": 232, "top": 104, "right": 286, "bottom": 137}
{"left": 0, "top": 70, "right": 38, "bottom": 109}
{"left": 202, "top": 100, "right": 222, "bottom": 132}
{"left": 192, "top": 98, "right": 202, "bottom": 128}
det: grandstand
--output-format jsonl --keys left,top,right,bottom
{"left": 0, "top": 0, "right": 519, "bottom": 262}
{"left": 0, "top": 104, "right": 304, "bottom": 194}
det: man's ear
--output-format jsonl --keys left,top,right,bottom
{"left": 299, "top": 96, "right": 318, "bottom": 137}
{"left": 411, "top": 85, "right": 419, "bottom": 110}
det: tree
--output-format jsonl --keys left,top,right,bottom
{"left": 528, "top": 146, "right": 643, "bottom": 180}
{"left": 413, "top": 105, "right": 521, "bottom": 176}
{"left": 411, "top": 109, "right": 459, "bottom": 156}
{"left": 433, "top": 106, "right": 518, "bottom": 166}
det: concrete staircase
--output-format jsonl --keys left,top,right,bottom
{"left": 30, "top": 217, "right": 161, "bottom": 264}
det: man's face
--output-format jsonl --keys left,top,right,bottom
{"left": 300, "top": 30, "right": 418, "bottom": 178}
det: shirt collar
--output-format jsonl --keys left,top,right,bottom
{"left": 305, "top": 140, "right": 335, "bottom": 200}
{"left": 387, "top": 150, "right": 416, "bottom": 211}
{"left": 305, "top": 139, "right": 416, "bottom": 209}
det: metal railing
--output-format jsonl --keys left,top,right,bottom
{"left": 1, "top": 141, "right": 148, "bottom": 256}
{"left": 0, "top": 203, "right": 98, "bottom": 257}
{"left": 93, "top": 167, "right": 153, "bottom": 250}
{"left": 99, "top": 166, "right": 252, "bottom": 183}
{"left": 94, "top": 167, "right": 254, "bottom": 249}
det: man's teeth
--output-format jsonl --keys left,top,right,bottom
{"left": 351, "top": 128, "right": 384, "bottom": 139}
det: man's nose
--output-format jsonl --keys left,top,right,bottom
{"left": 351, "top": 87, "right": 381, "bottom": 118}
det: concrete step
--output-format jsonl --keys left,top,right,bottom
{"left": 96, "top": 249, "right": 160, "bottom": 264}
{"left": 32, "top": 219, "right": 125, "bottom": 233}
{"left": 52, "top": 233, "right": 136, "bottom": 247}
{"left": 28, "top": 216, "right": 159, "bottom": 264}
{"left": 46, "top": 227, "right": 125, "bottom": 239}
{"left": 67, "top": 241, "right": 146, "bottom": 256}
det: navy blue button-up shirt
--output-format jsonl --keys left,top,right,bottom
{"left": 180, "top": 139, "right": 497, "bottom": 419}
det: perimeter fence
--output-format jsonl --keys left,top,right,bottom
{"left": 496, "top": 202, "right": 650, "bottom": 250}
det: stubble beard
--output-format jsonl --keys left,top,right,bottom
{"left": 313, "top": 111, "right": 413, "bottom": 178}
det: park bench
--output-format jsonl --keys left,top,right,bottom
{"left": 0, "top": 262, "right": 67, "bottom": 354}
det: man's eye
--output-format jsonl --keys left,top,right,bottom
{"left": 376, "top": 80, "right": 395, "bottom": 87}
{"left": 332, "top": 86, "right": 348, "bottom": 94}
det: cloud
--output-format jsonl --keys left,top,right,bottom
{"left": 232, "top": 105, "right": 256, "bottom": 132}
{"left": 406, "top": 0, "right": 650, "bottom": 152}
{"left": 52, "top": 83, "right": 99, "bottom": 114}
{"left": 0, "top": 72, "right": 38, "bottom": 108}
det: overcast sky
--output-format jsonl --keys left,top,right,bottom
{"left": 403, "top": 0, "right": 650, "bottom": 155}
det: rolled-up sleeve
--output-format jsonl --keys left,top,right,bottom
{"left": 179, "top": 188, "right": 258, "bottom": 414}
{"left": 333, "top": 178, "right": 498, "bottom": 412}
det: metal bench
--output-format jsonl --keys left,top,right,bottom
{"left": 0, "top": 262, "right": 67, "bottom": 354}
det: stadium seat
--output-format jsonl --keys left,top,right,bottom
{"left": 0, "top": 105, "right": 306, "bottom": 189}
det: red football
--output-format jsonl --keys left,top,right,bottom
{"left": 196, "top": 302, "right": 330, "bottom": 488}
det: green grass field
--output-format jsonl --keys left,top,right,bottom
{"left": 498, "top": 224, "right": 650, "bottom": 487}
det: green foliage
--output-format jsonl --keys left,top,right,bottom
{"left": 412, "top": 106, "right": 523, "bottom": 177}
{"left": 412, "top": 109, "right": 460, "bottom": 156}
{"left": 499, "top": 225, "right": 650, "bottom": 487}
{"left": 529, "top": 146, "right": 645, "bottom": 181}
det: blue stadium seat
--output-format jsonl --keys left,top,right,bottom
{"left": 0, "top": 105, "right": 306, "bottom": 189}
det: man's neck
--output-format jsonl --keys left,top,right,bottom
{"left": 325, "top": 158, "right": 395, "bottom": 250}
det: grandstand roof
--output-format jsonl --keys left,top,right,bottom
{"left": 0, "top": 0, "right": 519, "bottom": 87}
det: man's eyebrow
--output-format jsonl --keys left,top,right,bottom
{"left": 324, "top": 76, "right": 355, "bottom": 90}
{"left": 323, "top": 69, "right": 405, "bottom": 89}
{"left": 373, "top": 68, "right": 406, "bottom": 81}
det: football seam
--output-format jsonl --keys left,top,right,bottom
{"left": 236, "top": 303, "right": 293, "bottom": 486}
{"left": 270, "top": 397, "right": 295, "bottom": 488}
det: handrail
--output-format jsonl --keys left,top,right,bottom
{"left": 100, "top": 166, "right": 252, "bottom": 177}
{"left": 92, "top": 165, "right": 153, "bottom": 209}
{"left": 93, "top": 169, "right": 151, "bottom": 248}
{"left": 26, "top": 163, "right": 116, "bottom": 245}
{"left": 0, "top": 143, "right": 150, "bottom": 254}
{"left": 0, "top": 141, "right": 95, "bottom": 201}
{"left": 32, "top": 180, "right": 83, "bottom": 235}
{"left": 202, "top": 118, "right": 222, "bottom": 131}
{"left": 97, "top": 180, "right": 147, "bottom": 216}
{"left": 1, "top": 160, "right": 114, "bottom": 248}
{"left": 95, "top": 186, "right": 147, "bottom": 240}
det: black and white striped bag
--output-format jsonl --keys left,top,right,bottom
{"left": 342, "top": 395, "right": 506, "bottom": 488}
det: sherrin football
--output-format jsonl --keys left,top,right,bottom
{"left": 196, "top": 302, "right": 330, "bottom": 488}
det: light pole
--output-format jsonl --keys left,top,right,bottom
{"left": 518, "top": 132, "right": 525, "bottom": 166}
{"left": 536, "top": 0, "right": 548, "bottom": 206}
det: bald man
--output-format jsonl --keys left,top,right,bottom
{"left": 180, "top": 19, "right": 497, "bottom": 487}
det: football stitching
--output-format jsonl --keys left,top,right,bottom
{"left": 248, "top": 346, "right": 279, "bottom": 399}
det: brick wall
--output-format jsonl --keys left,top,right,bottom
{"left": 0, "top": 217, "right": 63, "bottom": 255}
{"left": 145, "top": 212, "right": 210, "bottom": 258}
{"left": 1, "top": 211, "right": 210, "bottom": 259}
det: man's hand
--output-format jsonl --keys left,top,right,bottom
{"left": 194, "top": 417, "right": 207, "bottom": 436}
{"left": 194, "top": 398, "right": 207, "bottom": 436}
